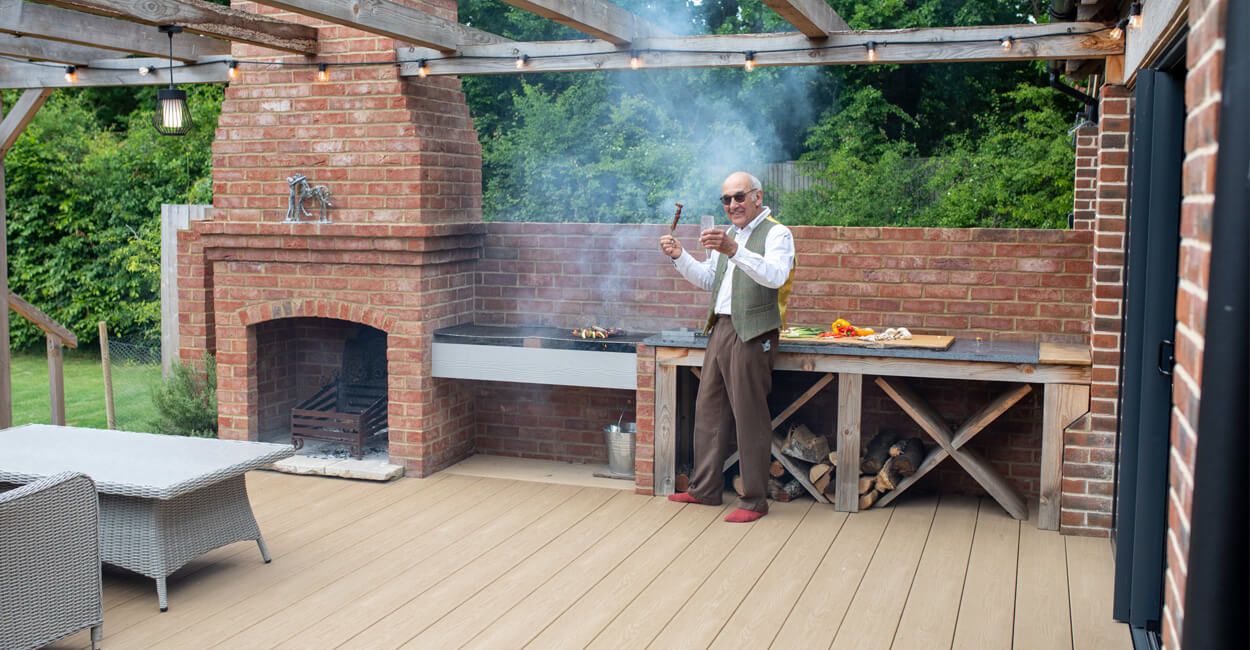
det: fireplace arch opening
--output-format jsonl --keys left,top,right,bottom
{"left": 253, "top": 317, "right": 388, "bottom": 459}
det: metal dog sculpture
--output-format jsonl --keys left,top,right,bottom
{"left": 285, "top": 174, "right": 333, "bottom": 223}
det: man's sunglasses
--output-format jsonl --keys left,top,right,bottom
{"left": 720, "top": 190, "right": 757, "bottom": 206}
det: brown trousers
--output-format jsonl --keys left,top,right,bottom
{"left": 688, "top": 316, "right": 779, "bottom": 513}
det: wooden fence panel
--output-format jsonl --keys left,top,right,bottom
{"left": 161, "top": 204, "right": 211, "bottom": 377}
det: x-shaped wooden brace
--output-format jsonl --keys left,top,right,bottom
{"left": 689, "top": 368, "right": 835, "bottom": 504}
{"left": 873, "top": 376, "right": 1031, "bottom": 520}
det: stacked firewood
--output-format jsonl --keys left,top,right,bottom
{"left": 731, "top": 422, "right": 837, "bottom": 502}
{"left": 856, "top": 430, "right": 926, "bottom": 509}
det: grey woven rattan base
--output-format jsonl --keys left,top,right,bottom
{"left": 0, "top": 473, "right": 104, "bottom": 650}
{"left": 98, "top": 475, "right": 270, "bottom": 611}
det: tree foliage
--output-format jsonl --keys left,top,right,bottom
{"left": 461, "top": 0, "right": 1081, "bottom": 227}
{"left": 2, "top": 86, "right": 220, "bottom": 349}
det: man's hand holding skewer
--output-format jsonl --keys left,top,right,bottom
{"left": 660, "top": 201, "right": 685, "bottom": 259}
{"left": 659, "top": 234, "right": 683, "bottom": 259}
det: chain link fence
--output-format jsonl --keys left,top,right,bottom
{"left": 109, "top": 340, "right": 162, "bottom": 366}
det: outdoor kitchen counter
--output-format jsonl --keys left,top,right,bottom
{"left": 644, "top": 335, "right": 1092, "bottom": 531}
{"left": 432, "top": 324, "right": 654, "bottom": 390}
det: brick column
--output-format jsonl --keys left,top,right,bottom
{"left": 1072, "top": 123, "right": 1099, "bottom": 231}
{"left": 1163, "top": 0, "right": 1228, "bottom": 645}
{"left": 1060, "top": 86, "right": 1130, "bottom": 536}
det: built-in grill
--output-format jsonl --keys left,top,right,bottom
{"left": 432, "top": 324, "right": 652, "bottom": 389}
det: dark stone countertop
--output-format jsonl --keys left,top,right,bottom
{"left": 643, "top": 333, "right": 1041, "bottom": 364}
{"left": 434, "top": 324, "right": 652, "bottom": 354}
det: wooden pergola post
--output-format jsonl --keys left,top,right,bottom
{"left": 0, "top": 158, "right": 9, "bottom": 428}
{"left": 0, "top": 89, "right": 55, "bottom": 428}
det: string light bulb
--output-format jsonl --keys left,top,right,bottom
{"left": 416, "top": 59, "right": 429, "bottom": 78}
{"left": 1130, "top": 2, "right": 1143, "bottom": 29}
{"left": 64, "top": 65, "right": 77, "bottom": 83}
{"left": 629, "top": 50, "right": 641, "bottom": 70}
{"left": 515, "top": 54, "right": 529, "bottom": 69}
{"left": 865, "top": 41, "right": 878, "bottom": 62}
{"left": 1110, "top": 18, "right": 1128, "bottom": 40}
{"left": 227, "top": 61, "right": 239, "bottom": 80}
{"left": 138, "top": 65, "right": 152, "bottom": 76}
{"left": 743, "top": 51, "right": 756, "bottom": 72}
{"left": 317, "top": 63, "right": 329, "bottom": 82}
{"left": 1000, "top": 36, "right": 1015, "bottom": 51}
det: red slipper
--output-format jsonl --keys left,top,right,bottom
{"left": 667, "top": 492, "right": 707, "bottom": 504}
{"left": 724, "top": 508, "right": 766, "bottom": 523}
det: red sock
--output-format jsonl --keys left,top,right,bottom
{"left": 667, "top": 492, "right": 704, "bottom": 504}
{"left": 724, "top": 508, "right": 766, "bottom": 523}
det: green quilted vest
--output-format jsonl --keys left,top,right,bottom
{"left": 704, "top": 217, "right": 795, "bottom": 342}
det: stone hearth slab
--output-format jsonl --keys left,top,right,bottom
{"left": 268, "top": 456, "right": 404, "bottom": 482}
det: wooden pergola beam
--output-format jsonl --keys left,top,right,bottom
{"left": 0, "top": 57, "right": 230, "bottom": 88}
{"left": 251, "top": 0, "right": 510, "bottom": 53}
{"left": 0, "top": 0, "right": 229, "bottom": 61}
{"left": 762, "top": 0, "right": 849, "bottom": 38}
{"left": 400, "top": 22, "right": 1122, "bottom": 76}
{"left": 0, "top": 88, "right": 51, "bottom": 156}
{"left": 0, "top": 33, "right": 120, "bottom": 65}
{"left": 39, "top": 0, "right": 318, "bottom": 54}
{"left": 499, "top": 0, "right": 671, "bottom": 46}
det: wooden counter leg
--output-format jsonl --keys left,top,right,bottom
{"left": 654, "top": 362, "right": 678, "bottom": 496}
{"left": 1039, "top": 383, "right": 1091, "bottom": 530}
{"left": 835, "top": 373, "right": 863, "bottom": 512}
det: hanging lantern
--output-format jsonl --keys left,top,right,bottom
{"left": 152, "top": 25, "right": 192, "bottom": 136}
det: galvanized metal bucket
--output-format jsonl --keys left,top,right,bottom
{"left": 603, "top": 422, "right": 636, "bottom": 476}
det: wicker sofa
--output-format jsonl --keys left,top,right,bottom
{"left": 0, "top": 472, "right": 103, "bottom": 650}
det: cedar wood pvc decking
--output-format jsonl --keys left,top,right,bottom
{"left": 47, "top": 469, "right": 1129, "bottom": 649}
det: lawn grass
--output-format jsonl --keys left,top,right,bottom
{"left": 10, "top": 351, "right": 161, "bottom": 432}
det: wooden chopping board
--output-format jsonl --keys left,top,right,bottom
{"left": 780, "top": 333, "right": 955, "bottom": 350}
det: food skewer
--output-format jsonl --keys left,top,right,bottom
{"left": 669, "top": 202, "right": 684, "bottom": 232}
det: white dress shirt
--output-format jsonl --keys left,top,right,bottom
{"left": 672, "top": 207, "right": 796, "bottom": 315}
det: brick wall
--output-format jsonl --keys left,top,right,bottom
{"left": 478, "top": 224, "right": 1093, "bottom": 342}
{"left": 474, "top": 382, "right": 634, "bottom": 464}
{"left": 1060, "top": 86, "right": 1132, "bottom": 537}
{"left": 1164, "top": 0, "right": 1227, "bottom": 644}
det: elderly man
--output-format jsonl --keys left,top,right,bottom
{"left": 658, "top": 171, "right": 796, "bottom": 523}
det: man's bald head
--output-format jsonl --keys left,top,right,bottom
{"left": 723, "top": 172, "right": 762, "bottom": 192}
{"left": 720, "top": 171, "right": 765, "bottom": 228}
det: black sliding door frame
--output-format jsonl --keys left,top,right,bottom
{"left": 1112, "top": 46, "right": 1187, "bottom": 645}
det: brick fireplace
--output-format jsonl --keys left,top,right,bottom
{"left": 177, "top": 0, "right": 483, "bottom": 475}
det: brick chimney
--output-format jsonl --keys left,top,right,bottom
{"left": 178, "top": 0, "right": 483, "bottom": 475}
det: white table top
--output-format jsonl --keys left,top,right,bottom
{"left": 0, "top": 424, "right": 294, "bottom": 499}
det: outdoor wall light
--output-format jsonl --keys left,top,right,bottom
{"left": 63, "top": 65, "right": 77, "bottom": 84}
{"left": 1110, "top": 18, "right": 1128, "bottom": 40}
{"left": 153, "top": 25, "right": 192, "bottom": 136}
